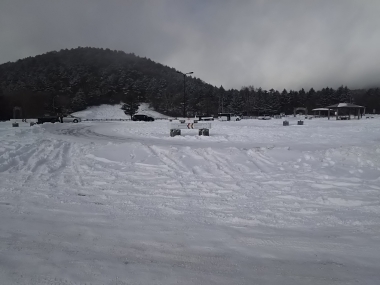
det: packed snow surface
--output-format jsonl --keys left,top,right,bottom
{"left": 1, "top": 114, "right": 380, "bottom": 284}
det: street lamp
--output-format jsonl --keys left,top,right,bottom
{"left": 53, "top": 95, "right": 59, "bottom": 110}
{"left": 177, "top": 71, "right": 193, "bottom": 118}
{"left": 52, "top": 95, "right": 60, "bottom": 116}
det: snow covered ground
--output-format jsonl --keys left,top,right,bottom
{"left": 1, "top": 114, "right": 380, "bottom": 284}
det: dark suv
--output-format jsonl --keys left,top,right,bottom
{"left": 132, "top": 114, "right": 155, "bottom": 121}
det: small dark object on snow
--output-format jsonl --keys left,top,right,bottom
{"left": 170, "top": 129, "right": 181, "bottom": 137}
{"left": 199, "top": 129, "right": 209, "bottom": 136}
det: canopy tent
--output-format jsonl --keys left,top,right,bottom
{"left": 327, "top": 103, "right": 365, "bottom": 120}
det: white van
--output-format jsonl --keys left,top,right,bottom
{"left": 218, "top": 113, "right": 241, "bottom": 121}
{"left": 194, "top": 115, "right": 214, "bottom": 121}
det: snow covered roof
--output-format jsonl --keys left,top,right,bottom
{"left": 327, "top": 103, "right": 364, "bottom": 108}
{"left": 312, "top": 108, "right": 330, "bottom": 111}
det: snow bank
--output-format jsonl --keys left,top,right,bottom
{"left": 72, "top": 102, "right": 171, "bottom": 119}
{"left": 137, "top": 102, "right": 172, "bottom": 119}
{"left": 71, "top": 103, "right": 127, "bottom": 119}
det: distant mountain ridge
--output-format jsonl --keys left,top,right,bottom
{"left": 0, "top": 47, "right": 217, "bottom": 118}
{"left": 0, "top": 47, "right": 379, "bottom": 120}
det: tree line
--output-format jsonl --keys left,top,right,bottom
{"left": 0, "top": 47, "right": 379, "bottom": 120}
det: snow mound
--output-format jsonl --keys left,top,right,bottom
{"left": 71, "top": 104, "right": 126, "bottom": 119}
{"left": 72, "top": 103, "right": 170, "bottom": 119}
{"left": 137, "top": 103, "right": 172, "bottom": 119}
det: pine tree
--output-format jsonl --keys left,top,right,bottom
{"left": 298, "top": 88, "right": 306, "bottom": 107}
{"left": 229, "top": 89, "right": 244, "bottom": 114}
{"left": 306, "top": 88, "right": 316, "bottom": 110}
{"left": 71, "top": 89, "right": 87, "bottom": 111}
{"left": 261, "top": 89, "right": 271, "bottom": 114}
{"left": 122, "top": 90, "right": 140, "bottom": 119}
{"left": 269, "top": 89, "right": 281, "bottom": 114}
{"left": 202, "top": 86, "right": 215, "bottom": 116}
{"left": 256, "top": 88, "right": 264, "bottom": 115}
{"left": 280, "top": 89, "right": 289, "bottom": 114}
{"left": 218, "top": 86, "right": 226, "bottom": 113}
{"left": 239, "top": 87, "right": 251, "bottom": 115}
{"left": 341, "top": 86, "right": 351, "bottom": 103}
{"left": 291, "top": 90, "right": 299, "bottom": 109}
{"left": 318, "top": 88, "right": 330, "bottom": 107}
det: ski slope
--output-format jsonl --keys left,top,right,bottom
{"left": 1, "top": 114, "right": 380, "bottom": 284}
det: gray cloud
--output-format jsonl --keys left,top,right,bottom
{"left": 1, "top": 0, "right": 380, "bottom": 90}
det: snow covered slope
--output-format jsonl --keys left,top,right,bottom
{"left": 1, "top": 117, "right": 380, "bottom": 284}
{"left": 71, "top": 103, "right": 126, "bottom": 119}
{"left": 72, "top": 102, "right": 171, "bottom": 119}
{"left": 137, "top": 102, "right": 172, "bottom": 118}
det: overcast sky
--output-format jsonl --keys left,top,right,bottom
{"left": 1, "top": 0, "right": 380, "bottom": 90}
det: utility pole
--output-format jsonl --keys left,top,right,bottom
{"left": 177, "top": 71, "right": 193, "bottom": 117}
{"left": 53, "top": 95, "right": 59, "bottom": 113}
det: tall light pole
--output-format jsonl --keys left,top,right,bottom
{"left": 53, "top": 95, "right": 59, "bottom": 110}
{"left": 177, "top": 71, "right": 193, "bottom": 118}
{"left": 53, "top": 95, "right": 59, "bottom": 114}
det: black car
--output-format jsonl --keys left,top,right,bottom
{"left": 37, "top": 116, "right": 60, "bottom": 124}
{"left": 132, "top": 114, "right": 155, "bottom": 121}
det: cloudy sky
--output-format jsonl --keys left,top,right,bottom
{"left": 1, "top": 0, "right": 380, "bottom": 90}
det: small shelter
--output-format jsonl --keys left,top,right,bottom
{"left": 13, "top": 106, "right": 22, "bottom": 119}
{"left": 327, "top": 103, "right": 365, "bottom": 120}
{"left": 312, "top": 108, "right": 331, "bottom": 117}
{"left": 293, "top": 107, "right": 308, "bottom": 117}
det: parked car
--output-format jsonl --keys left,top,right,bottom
{"left": 37, "top": 116, "right": 60, "bottom": 124}
{"left": 338, "top": 115, "right": 350, "bottom": 120}
{"left": 62, "top": 115, "right": 81, "bottom": 123}
{"left": 218, "top": 113, "right": 241, "bottom": 121}
{"left": 258, "top": 115, "right": 271, "bottom": 120}
{"left": 195, "top": 115, "right": 214, "bottom": 121}
{"left": 132, "top": 114, "right": 155, "bottom": 121}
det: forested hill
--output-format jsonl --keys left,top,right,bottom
{"left": 0, "top": 47, "right": 217, "bottom": 118}
{"left": 0, "top": 47, "right": 379, "bottom": 120}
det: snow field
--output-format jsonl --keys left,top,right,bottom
{"left": 1, "top": 116, "right": 380, "bottom": 284}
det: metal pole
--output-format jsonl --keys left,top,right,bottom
{"left": 53, "top": 95, "right": 59, "bottom": 109}
{"left": 53, "top": 95, "right": 60, "bottom": 117}
{"left": 177, "top": 71, "right": 193, "bottom": 118}
{"left": 183, "top": 74, "right": 186, "bottom": 118}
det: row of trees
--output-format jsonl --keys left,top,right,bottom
{"left": 0, "top": 47, "right": 379, "bottom": 120}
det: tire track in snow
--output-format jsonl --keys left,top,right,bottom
{"left": 147, "top": 145, "right": 186, "bottom": 173}
{"left": 246, "top": 149, "right": 274, "bottom": 174}
{"left": 192, "top": 148, "right": 237, "bottom": 180}
{"left": 0, "top": 142, "right": 42, "bottom": 173}
{"left": 37, "top": 123, "right": 380, "bottom": 229}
